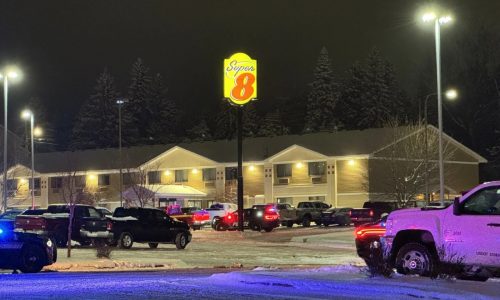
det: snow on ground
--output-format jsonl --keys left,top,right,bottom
{"left": 46, "top": 226, "right": 364, "bottom": 272}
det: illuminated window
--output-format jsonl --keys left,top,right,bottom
{"left": 308, "top": 162, "right": 326, "bottom": 176}
{"left": 202, "top": 168, "right": 216, "bottom": 181}
{"left": 175, "top": 170, "right": 189, "bottom": 183}
{"left": 276, "top": 164, "right": 292, "bottom": 178}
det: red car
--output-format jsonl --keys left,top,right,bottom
{"left": 354, "top": 216, "right": 387, "bottom": 272}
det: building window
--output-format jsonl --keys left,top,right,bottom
{"left": 29, "top": 178, "right": 41, "bottom": 190}
{"left": 50, "top": 177, "right": 62, "bottom": 189}
{"left": 6, "top": 179, "right": 17, "bottom": 191}
{"left": 276, "top": 164, "right": 292, "bottom": 178}
{"left": 75, "top": 176, "right": 86, "bottom": 188}
{"left": 277, "top": 197, "right": 293, "bottom": 205}
{"left": 148, "top": 171, "right": 161, "bottom": 184}
{"left": 308, "top": 196, "right": 325, "bottom": 202}
{"left": 225, "top": 167, "right": 237, "bottom": 180}
{"left": 202, "top": 168, "right": 216, "bottom": 182}
{"left": 98, "top": 174, "right": 110, "bottom": 186}
{"left": 308, "top": 162, "right": 326, "bottom": 176}
{"left": 175, "top": 170, "right": 188, "bottom": 183}
{"left": 123, "top": 173, "right": 139, "bottom": 185}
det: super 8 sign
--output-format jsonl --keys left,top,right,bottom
{"left": 224, "top": 52, "right": 257, "bottom": 105}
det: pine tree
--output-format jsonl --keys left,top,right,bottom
{"left": 72, "top": 68, "right": 119, "bottom": 149}
{"left": 146, "top": 73, "right": 179, "bottom": 143}
{"left": 214, "top": 101, "right": 259, "bottom": 139}
{"left": 186, "top": 119, "right": 212, "bottom": 142}
{"left": 257, "top": 110, "right": 290, "bottom": 137}
{"left": 303, "top": 47, "right": 340, "bottom": 132}
{"left": 127, "top": 58, "right": 152, "bottom": 144}
{"left": 340, "top": 48, "right": 408, "bottom": 129}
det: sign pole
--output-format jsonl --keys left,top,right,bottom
{"left": 223, "top": 52, "right": 257, "bottom": 233}
{"left": 237, "top": 106, "right": 244, "bottom": 231}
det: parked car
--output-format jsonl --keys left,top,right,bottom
{"left": 276, "top": 203, "right": 298, "bottom": 227}
{"left": 214, "top": 204, "right": 280, "bottom": 232}
{"left": 168, "top": 206, "right": 201, "bottom": 228}
{"left": 383, "top": 182, "right": 500, "bottom": 281}
{"left": 15, "top": 204, "right": 110, "bottom": 247}
{"left": 191, "top": 209, "right": 211, "bottom": 230}
{"left": 0, "top": 226, "right": 57, "bottom": 273}
{"left": 319, "top": 207, "right": 352, "bottom": 226}
{"left": 354, "top": 216, "right": 387, "bottom": 269}
{"left": 96, "top": 207, "right": 113, "bottom": 217}
{"left": 205, "top": 203, "right": 238, "bottom": 228}
{"left": 0, "top": 209, "right": 25, "bottom": 232}
{"left": 348, "top": 208, "right": 375, "bottom": 226}
{"left": 109, "top": 207, "right": 192, "bottom": 250}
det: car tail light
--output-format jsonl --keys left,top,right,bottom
{"left": 264, "top": 214, "right": 279, "bottom": 221}
{"left": 355, "top": 227, "right": 386, "bottom": 239}
{"left": 348, "top": 210, "right": 352, "bottom": 216}
{"left": 369, "top": 210, "right": 374, "bottom": 217}
{"left": 107, "top": 221, "right": 113, "bottom": 231}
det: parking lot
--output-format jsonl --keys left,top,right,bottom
{"left": 46, "top": 226, "right": 363, "bottom": 272}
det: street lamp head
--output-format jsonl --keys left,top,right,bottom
{"left": 33, "top": 127, "right": 43, "bottom": 137}
{"left": 116, "top": 98, "right": 128, "bottom": 105}
{"left": 445, "top": 89, "right": 458, "bottom": 100}
{"left": 422, "top": 12, "right": 436, "bottom": 22}
{"left": 439, "top": 15, "right": 453, "bottom": 24}
{"left": 0, "top": 66, "right": 22, "bottom": 81}
{"left": 21, "top": 109, "right": 32, "bottom": 120}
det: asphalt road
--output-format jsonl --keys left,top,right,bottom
{"left": 0, "top": 269, "right": 498, "bottom": 300}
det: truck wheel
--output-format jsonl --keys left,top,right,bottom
{"left": 54, "top": 233, "right": 68, "bottom": 248}
{"left": 118, "top": 232, "right": 134, "bottom": 249}
{"left": 249, "top": 223, "right": 261, "bottom": 231}
{"left": 148, "top": 243, "right": 159, "bottom": 249}
{"left": 264, "top": 227, "right": 273, "bottom": 232}
{"left": 286, "top": 221, "right": 294, "bottom": 228}
{"left": 396, "top": 243, "right": 437, "bottom": 277}
{"left": 302, "top": 217, "right": 311, "bottom": 227}
{"left": 175, "top": 233, "right": 188, "bottom": 250}
{"left": 19, "top": 244, "right": 46, "bottom": 273}
{"left": 215, "top": 223, "right": 227, "bottom": 231}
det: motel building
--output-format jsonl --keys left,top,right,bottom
{"left": 3, "top": 126, "right": 486, "bottom": 211}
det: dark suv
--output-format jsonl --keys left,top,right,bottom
{"left": 109, "top": 207, "right": 192, "bottom": 250}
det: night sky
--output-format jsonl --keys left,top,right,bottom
{"left": 1, "top": 0, "right": 499, "bottom": 143}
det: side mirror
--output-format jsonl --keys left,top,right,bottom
{"left": 453, "top": 197, "right": 461, "bottom": 216}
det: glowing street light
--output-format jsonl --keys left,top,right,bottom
{"left": 1, "top": 66, "right": 22, "bottom": 212}
{"left": 420, "top": 9, "right": 453, "bottom": 205}
{"left": 445, "top": 89, "right": 458, "bottom": 100}
{"left": 21, "top": 109, "right": 36, "bottom": 209}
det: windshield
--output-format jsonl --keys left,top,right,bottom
{"left": 0, "top": 210, "right": 22, "bottom": 220}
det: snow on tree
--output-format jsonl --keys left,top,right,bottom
{"left": 303, "top": 47, "right": 340, "bottom": 133}
{"left": 257, "top": 110, "right": 290, "bottom": 137}
{"left": 71, "top": 68, "right": 119, "bottom": 149}
{"left": 214, "top": 101, "right": 259, "bottom": 139}
{"left": 186, "top": 119, "right": 212, "bottom": 142}
{"left": 145, "top": 73, "right": 179, "bottom": 144}
{"left": 127, "top": 58, "right": 152, "bottom": 144}
{"left": 340, "top": 48, "right": 409, "bottom": 130}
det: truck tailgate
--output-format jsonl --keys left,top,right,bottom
{"left": 81, "top": 218, "right": 109, "bottom": 232}
{"left": 15, "top": 216, "right": 47, "bottom": 231}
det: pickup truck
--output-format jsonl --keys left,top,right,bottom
{"left": 204, "top": 203, "right": 237, "bottom": 228}
{"left": 277, "top": 201, "right": 330, "bottom": 227}
{"left": 383, "top": 182, "right": 500, "bottom": 280}
{"left": 15, "top": 204, "right": 111, "bottom": 247}
{"left": 109, "top": 207, "right": 192, "bottom": 250}
{"left": 213, "top": 204, "right": 280, "bottom": 232}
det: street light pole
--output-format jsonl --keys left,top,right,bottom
{"left": 116, "top": 99, "right": 127, "bottom": 208}
{"left": 22, "top": 110, "right": 36, "bottom": 209}
{"left": 434, "top": 18, "right": 445, "bottom": 206}
{"left": 2, "top": 76, "right": 8, "bottom": 212}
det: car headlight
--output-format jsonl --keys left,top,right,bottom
{"left": 46, "top": 239, "right": 53, "bottom": 248}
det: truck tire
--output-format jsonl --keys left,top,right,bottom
{"left": 302, "top": 216, "right": 311, "bottom": 227}
{"left": 118, "top": 232, "right": 134, "bottom": 249}
{"left": 286, "top": 221, "right": 294, "bottom": 228}
{"left": 19, "top": 244, "right": 46, "bottom": 273}
{"left": 148, "top": 243, "right": 159, "bottom": 249}
{"left": 175, "top": 233, "right": 188, "bottom": 250}
{"left": 54, "top": 232, "right": 68, "bottom": 248}
{"left": 264, "top": 227, "right": 273, "bottom": 232}
{"left": 249, "top": 223, "right": 261, "bottom": 231}
{"left": 215, "top": 223, "right": 227, "bottom": 231}
{"left": 395, "top": 243, "right": 437, "bottom": 277}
